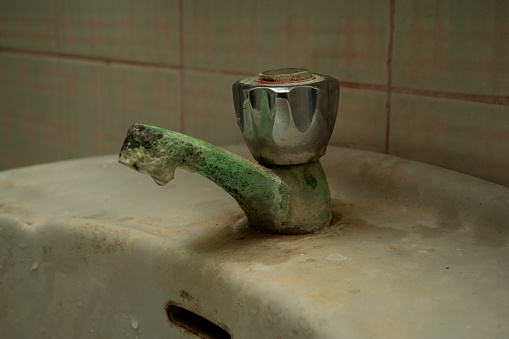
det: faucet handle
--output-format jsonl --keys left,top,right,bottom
{"left": 232, "top": 68, "right": 339, "bottom": 165}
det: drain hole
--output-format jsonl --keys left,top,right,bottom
{"left": 166, "top": 304, "right": 231, "bottom": 339}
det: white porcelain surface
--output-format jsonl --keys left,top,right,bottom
{"left": 0, "top": 146, "right": 508, "bottom": 338}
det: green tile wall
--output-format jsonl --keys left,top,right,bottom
{"left": 0, "top": 0, "right": 508, "bottom": 186}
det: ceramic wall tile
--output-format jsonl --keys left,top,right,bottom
{"left": 330, "top": 88, "right": 387, "bottom": 153}
{"left": 58, "top": 60, "right": 181, "bottom": 159}
{"left": 2, "top": 0, "right": 508, "bottom": 189}
{"left": 392, "top": 0, "right": 509, "bottom": 96}
{"left": 390, "top": 94, "right": 509, "bottom": 186}
{"left": 108, "top": 64, "right": 181, "bottom": 132}
{"left": 0, "top": 54, "right": 60, "bottom": 169}
{"left": 183, "top": 0, "right": 390, "bottom": 85}
{"left": 54, "top": 0, "right": 180, "bottom": 65}
{"left": 0, "top": 0, "right": 58, "bottom": 52}
{"left": 183, "top": 71, "right": 244, "bottom": 145}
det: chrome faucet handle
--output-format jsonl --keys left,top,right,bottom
{"left": 232, "top": 68, "right": 339, "bottom": 165}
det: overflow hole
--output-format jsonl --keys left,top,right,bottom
{"left": 166, "top": 304, "right": 231, "bottom": 339}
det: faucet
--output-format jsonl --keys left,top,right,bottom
{"left": 118, "top": 68, "right": 339, "bottom": 234}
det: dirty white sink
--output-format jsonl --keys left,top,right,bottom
{"left": 0, "top": 146, "right": 508, "bottom": 338}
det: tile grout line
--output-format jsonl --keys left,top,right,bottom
{"left": 1, "top": 49, "right": 507, "bottom": 107}
{"left": 340, "top": 81, "right": 388, "bottom": 92}
{"left": 185, "top": 66, "right": 254, "bottom": 78}
{"left": 385, "top": 0, "right": 396, "bottom": 154}
{"left": 392, "top": 87, "right": 509, "bottom": 106}
{"left": 178, "top": 0, "right": 185, "bottom": 133}
{"left": 0, "top": 47, "right": 182, "bottom": 71}
{"left": 51, "top": 0, "right": 64, "bottom": 160}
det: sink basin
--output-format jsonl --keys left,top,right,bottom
{"left": 1, "top": 145, "right": 508, "bottom": 338}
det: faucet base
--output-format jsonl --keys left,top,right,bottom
{"left": 249, "top": 161, "right": 331, "bottom": 234}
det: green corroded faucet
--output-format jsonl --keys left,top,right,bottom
{"left": 119, "top": 68, "right": 339, "bottom": 234}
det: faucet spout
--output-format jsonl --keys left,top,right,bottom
{"left": 119, "top": 124, "right": 331, "bottom": 234}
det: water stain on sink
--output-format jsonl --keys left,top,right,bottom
{"left": 413, "top": 223, "right": 448, "bottom": 238}
{"left": 188, "top": 199, "right": 411, "bottom": 266}
{"left": 473, "top": 225, "right": 508, "bottom": 248}
{"left": 336, "top": 217, "right": 408, "bottom": 241}
{"left": 179, "top": 289, "right": 194, "bottom": 302}
{"left": 388, "top": 244, "right": 414, "bottom": 256}
{"left": 188, "top": 214, "right": 295, "bottom": 265}
{"left": 414, "top": 216, "right": 508, "bottom": 249}
{"left": 80, "top": 210, "right": 112, "bottom": 220}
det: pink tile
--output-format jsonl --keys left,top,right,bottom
{"left": 54, "top": 0, "right": 180, "bottom": 65}
{"left": 393, "top": 0, "right": 509, "bottom": 96}
{"left": 58, "top": 59, "right": 181, "bottom": 159}
{"left": 0, "top": 55, "right": 61, "bottom": 168}
{"left": 330, "top": 88, "right": 387, "bottom": 153}
{"left": 0, "top": 0, "right": 58, "bottom": 52}
{"left": 183, "top": 0, "right": 391, "bottom": 85}
{"left": 183, "top": 71, "right": 244, "bottom": 145}
{"left": 390, "top": 93, "right": 509, "bottom": 186}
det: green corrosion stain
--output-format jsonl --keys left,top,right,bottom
{"left": 119, "top": 123, "right": 330, "bottom": 234}
{"left": 197, "top": 149, "right": 288, "bottom": 216}
{"left": 304, "top": 168, "right": 318, "bottom": 189}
